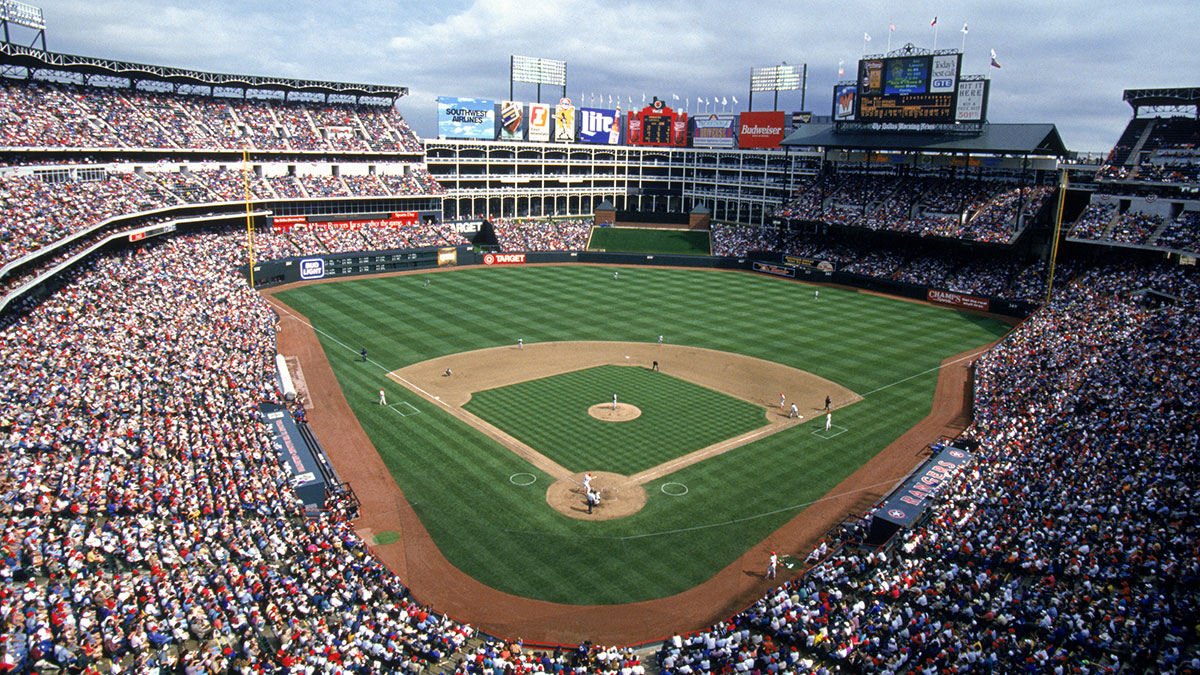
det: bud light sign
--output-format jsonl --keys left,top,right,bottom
{"left": 578, "top": 107, "right": 620, "bottom": 144}
{"left": 299, "top": 258, "right": 325, "bottom": 280}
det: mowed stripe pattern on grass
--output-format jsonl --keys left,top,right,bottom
{"left": 275, "top": 265, "right": 1011, "bottom": 604}
{"left": 464, "top": 365, "right": 767, "bottom": 475}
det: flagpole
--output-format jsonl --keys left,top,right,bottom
{"left": 933, "top": 23, "right": 938, "bottom": 50}
{"left": 961, "top": 25, "right": 967, "bottom": 53}
{"left": 886, "top": 20, "right": 892, "bottom": 52}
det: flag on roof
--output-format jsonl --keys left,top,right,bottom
{"left": 990, "top": 49, "right": 1001, "bottom": 68}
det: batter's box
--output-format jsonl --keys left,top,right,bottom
{"left": 811, "top": 424, "right": 847, "bottom": 439}
{"left": 388, "top": 401, "right": 422, "bottom": 417}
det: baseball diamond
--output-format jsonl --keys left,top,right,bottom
{"left": 268, "top": 263, "right": 1010, "bottom": 642}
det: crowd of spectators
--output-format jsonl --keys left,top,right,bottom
{"left": 1069, "top": 203, "right": 1118, "bottom": 240}
{"left": 453, "top": 638, "right": 647, "bottom": 675}
{"left": 0, "top": 79, "right": 422, "bottom": 153}
{"left": 0, "top": 231, "right": 483, "bottom": 672}
{"left": 772, "top": 173, "right": 1052, "bottom": 243}
{"left": 656, "top": 261, "right": 1199, "bottom": 675}
{"left": 1108, "top": 211, "right": 1164, "bottom": 245}
{"left": 709, "top": 225, "right": 1057, "bottom": 302}
{"left": 491, "top": 218, "right": 593, "bottom": 251}
{"left": 1154, "top": 211, "right": 1200, "bottom": 252}
{"left": 0, "top": 164, "right": 447, "bottom": 272}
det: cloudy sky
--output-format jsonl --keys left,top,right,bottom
{"left": 31, "top": 0, "right": 1195, "bottom": 153}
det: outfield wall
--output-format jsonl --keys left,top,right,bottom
{"left": 244, "top": 247, "right": 1035, "bottom": 318}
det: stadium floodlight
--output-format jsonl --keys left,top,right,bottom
{"left": 0, "top": 0, "right": 43, "bottom": 29}
{"left": 748, "top": 62, "right": 807, "bottom": 112}
{"left": 510, "top": 55, "right": 567, "bottom": 102}
{"left": 1, "top": 0, "right": 46, "bottom": 50}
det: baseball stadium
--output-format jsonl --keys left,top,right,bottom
{"left": 0, "top": 3, "right": 1198, "bottom": 674}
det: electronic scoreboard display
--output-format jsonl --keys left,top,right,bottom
{"left": 855, "top": 52, "right": 961, "bottom": 123}
{"left": 642, "top": 115, "right": 672, "bottom": 145}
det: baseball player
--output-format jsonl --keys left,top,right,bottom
{"left": 779, "top": 393, "right": 786, "bottom": 409}
{"left": 612, "top": 392, "right": 617, "bottom": 410}
{"left": 613, "top": 270, "right": 619, "bottom": 281}
{"left": 423, "top": 278, "right": 430, "bottom": 287}
{"left": 582, "top": 473, "right": 593, "bottom": 493}
{"left": 789, "top": 403, "right": 799, "bottom": 419}
{"left": 518, "top": 338, "right": 523, "bottom": 349}
{"left": 657, "top": 334, "right": 663, "bottom": 345}
{"left": 825, "top": 411, "right": 832, "bottom": 431}
{"left": 378, "top": 388, "right": 387, "bottom": 406}
{"left": 825, "top": 395, "right": 831, "bottom": 411}
{"left": 767, "top": 551, "right": 778, "bottom": 579}
{"left": 360, "top": 348, "right": 367, "bottom": 362}
{"left": 443, "top": 368, "right": 452, "bottom": 377}
{"left": 814, "top": 289, "right": 819, "bottom": 300}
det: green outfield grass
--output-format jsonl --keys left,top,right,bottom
{"left": 274, "top": 265, "right": 1010, "bottom": 604}
{"left": 465, "top": 365, "right": 766, "bottom": 475}
{"left": 588, "top": 226, "right": 711, "bottom": 254}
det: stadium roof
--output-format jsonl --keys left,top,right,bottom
{"left": 1123, "top": 87, "right": 1200, "bottom": 110}
{"left": 781, "top": 123, "right": 1069, "bottom": 156}
{"left": 0, "top": 42, "right": 406, "bottom": 102}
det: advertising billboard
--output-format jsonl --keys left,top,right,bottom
{"left": 692, "top": 113, "right": 737, "bottom": 148}
{"left": 528, "top": 102, "right": 551, "bottom": 142}
{"left": 553, "top": 99, "right": 576, "bottom": 142}
{"left": 499, "top": 101, "right": 524, "bottom": 141}
{"left": 738, "top": 111, "right": 786, "bottom": 148}
{"left": 578, "top": 107, "right": 622, "bottom": 144}
{"left": 855, "top": 53, "right": 960, "bottom": 123}
{"left": 955, "top": 79, "right": 988, "bottom": 122}
{"left": 437, "top": 96, "right": 496, "bottom": 139}
{"left": 833, "top": 84, "right": 857, "bottom": 121}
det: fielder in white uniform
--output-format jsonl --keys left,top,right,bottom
{"left": 379, "top": 388, "right": 387, "bottom": 405}
{"left": 825, "top": 411, "right": 832, "bottom": 431}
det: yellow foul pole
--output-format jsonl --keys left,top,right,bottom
{"left": 1045, "top": 167, "right": 1067, "bottom": 305}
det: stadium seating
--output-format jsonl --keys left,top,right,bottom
{"left": 0, "top": 79, "right": 422, "bottom": 153}
{"left": 772, "top": 172, "right": 1054, "bottom": 243}
{"left": 2, "top": 69, "right": 1198, "bottom": 675}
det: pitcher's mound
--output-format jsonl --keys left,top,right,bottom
{"left": 547, "top": 471, "right": 647, "bottom": 520}
{"left": 588, "top": 402, "right": 641, "bottom": 421}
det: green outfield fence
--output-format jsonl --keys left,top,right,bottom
{"left": 243, "top": 248, "right": 1037, "bottom": 318}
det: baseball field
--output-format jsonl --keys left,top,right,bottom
{"left": 268, "top": 264, "right": 1010, "bottom": 637}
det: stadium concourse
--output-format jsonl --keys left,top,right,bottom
{"left": 0, "top": 77, "right": 1197, "bottom": 674}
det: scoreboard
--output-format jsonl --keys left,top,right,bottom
{"left": 843, "top": 51, "right": 965, "bottom": 124}
{"left": 626, "top": 98, "right": 687, "bottom": 147}
{"left": 642, "top": 114, "right": 672, "bottom": 145}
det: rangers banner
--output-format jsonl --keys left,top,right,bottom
{"left": 528, "top": 102, "right": 551, "bottom": 142}
{"left": 554, "top": 99, "right": 576, "bottom": 142}
{"left": 499, "top": 101, "right": 524, "bottom": 141}
{"left": 692, "top": 113, "right": 736, "bottom": 148}
{"left": 437, "top": 96, "right": 496, "bottom": 139}
{"left": 927, "top": 288, "right": 990, "bottom": 311}
{"left": 578, "top": 107, "right": 622, "bottom": 144}
{"left": 874, "top": 444, "right": 972, "bottom": 527}
{"left": 738, "top": 111, "right": 786, "bottom": 148}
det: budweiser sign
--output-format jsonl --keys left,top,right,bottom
{"left": 738, "top": 111, "right": 786, "bottom": 148}
{"left": 482, "top": 252, "right": 526, "bottom": 265}
{"left": 927, "top": 289, "right": 990, "bottom": 311}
